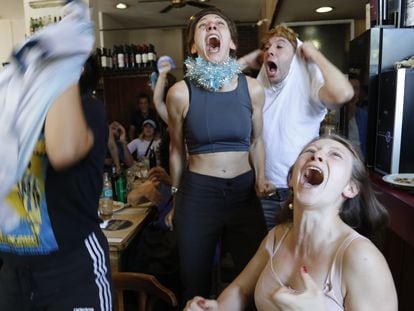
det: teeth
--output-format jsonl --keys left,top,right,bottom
{"left": 304, "top": 166, "right": 324, "bottom": 186}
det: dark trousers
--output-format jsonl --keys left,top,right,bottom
{"left": 174, "top": 170, "right": 267, "bottom": 304}
{"left": 260, "top": 188, "right": 289, "bottom": 230}
{"left": 0, "top": 231, "right": 113, "bottom": 311}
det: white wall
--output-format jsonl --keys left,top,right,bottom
{"left": 0, "top": 19, "right": 25, "bottom": 69}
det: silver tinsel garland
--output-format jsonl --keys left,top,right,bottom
{"left": 184, "top": 56, "right": 241, "bottom": 92}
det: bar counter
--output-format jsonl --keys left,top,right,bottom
{"left": 369, "top": 170, "right": 414, "bottom": 311}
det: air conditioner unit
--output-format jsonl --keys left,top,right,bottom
{"left": 29, "top": 0, "right": 65, "bottom": 9}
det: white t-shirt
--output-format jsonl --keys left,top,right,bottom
{"left": 127, "top": 138, "right": 160, "bottom": 160}
{"left": 257, "top": 43, "right": 327, "bottom": 188}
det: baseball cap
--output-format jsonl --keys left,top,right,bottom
{"left": 142, "top": 119, "right": 157, "bottom": 129}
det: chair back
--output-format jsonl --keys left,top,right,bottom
{"left": 112, "top": 272, "right": 177, "bottom": 311}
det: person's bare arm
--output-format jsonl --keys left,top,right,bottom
{"left": 107, "top": 125, "right": 121, "bottom": 172}
{"left": 45, "top": 84, "right": 93, "bottom": 170}
{"left": 299, "top": 42, "right": 354, "bottom": 110}
{"left": 184, "top": 235, "right": 270, "bottom": 311}
{"left": 246, "top": 77, "right": 273, "bottom": 197}
{"left": 153, "top": 60, "right": 172, "bottom": 124}
{"left": 165, "top": 81, "right": 188, "bottom": 229}
{"left": 343, "top": 238, "right": 398, "bottom": 311}
{"left": 238, "top": 49, "right": 263, "bottom": 71}
{"left": 115, "top": 121, "right": 135, "bottom": 168}
{"left": 128, "top": 125, "right": 136, "bottom": 141}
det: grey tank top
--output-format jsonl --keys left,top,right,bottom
{"left": 184, "top": 74, "right": 252, "bottom": 155}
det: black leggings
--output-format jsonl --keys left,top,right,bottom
{"left": 174, "top": 170, "right": 266, "bottom": 303}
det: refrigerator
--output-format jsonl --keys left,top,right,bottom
{"left": 375, "top": 68, "right": 414, "bottom": 174}
{"left": 348, "top": 27, "right": 414, "bottom": 168}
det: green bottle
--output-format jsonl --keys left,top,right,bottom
{"left": 116, "top": 174, "right": 126, "bottom": 203}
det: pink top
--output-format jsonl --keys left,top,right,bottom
{"left": 254, "top": 226, "right": 364, "bottom": 311}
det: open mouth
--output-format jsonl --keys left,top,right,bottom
{"left": 303, "top": 166, "right": 324, "bottom": 186}
{"left": 267, "top": 61, "right": 278, "bottom": 73}
{"left": 207, "top": 36, "right": 220, "bottom": 53}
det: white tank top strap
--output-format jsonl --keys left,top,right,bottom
{"left": 268, "top": 225, "right": 291, "bottom": 287}
{"left": 323, "top": 231, "right": 365, "bottom": 309}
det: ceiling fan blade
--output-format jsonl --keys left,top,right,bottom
{"left": 159, "top": 4, "right": 174, "bottom": 13}
{"left": 138, "top": 0, "right": 169, "bottom": 3}
{"left": 186, "top": 1, "right": 214, "bottom": 9}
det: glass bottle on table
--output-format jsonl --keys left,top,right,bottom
{"left": 99, "top": 172, "right": 113, "bottom": 220}
{"left": 110, "top": 166, "right": 118, "bottom": 202}
{"left": 149, "top": 147, "right": 157, "bottom": 169}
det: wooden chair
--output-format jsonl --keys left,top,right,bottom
{"left": 112, "top": 272, "right": 178, "bottom": 311}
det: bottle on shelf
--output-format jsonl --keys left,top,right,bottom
{"left": 30, "top": 17, "right": 35, "bottom": 35}
{"left": 142, "top": 44, "right": 149, "bottom": 69}
{"left": 135, "top": 45, "right": 143, "bottom": 69}
{"left": 112, "top": 47, "right": 118, "bottom": 70}
{"left": 107, "top": 48, "right": 113, "bottom": 70}
{"left": 127, "top": 44, "right": 135, "bottom": 69}
{"left": 100, "top": 172, "right": 113, "bottom": 220}
{"left": 148, "top": 44, "right": 157, "bottom": 69}
{"left": 100, "top": 47, "right": 108, "bottom": 70}
{"left": 117, "top": 45, "right": 125, "bottom": 69}
{"left": 124, "top": 44, "right": 130, "bottom": 69}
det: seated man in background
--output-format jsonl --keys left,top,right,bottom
{"left": 128, "top": 93, "right": 159, "bottom": 140}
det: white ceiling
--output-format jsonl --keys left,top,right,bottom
{"left": 0, "top": 0, "right": 366, "bottom": 29}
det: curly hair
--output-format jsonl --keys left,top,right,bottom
{"left": 261, "top": 24, "right": 298, "bottom": 51}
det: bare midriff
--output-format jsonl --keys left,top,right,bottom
{"left": 188, "top": 151, "right": 251, "bottom": 178}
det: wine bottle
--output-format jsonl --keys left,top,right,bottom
{"left": 148, "top": 44, "right": 157, "bottom": 69}
{"left": 117, "top": 45, "right": 125, "bottom": 69}
{"left": 142, "top": 44, "right": 149, "bottom": 69}
{"left": 101, "top": 47, "right": 108, "bottom": 70}
{"left": 112, "top": 47, "right": 118, "bottom": 70}
{"left": 110, "top": 166, "right": 119, "bottom": 202}
{"left": 107, "top": 48, "right": 113, "bottom": 69}
{"left": 135, "top": 45, "right": 143, "bottom": 69}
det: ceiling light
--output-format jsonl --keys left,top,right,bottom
{"left": 315, "top": 6, "right": 333, "bottom": 13}
{"left": 115, "top": 3, "right": 128, "bottom": 9}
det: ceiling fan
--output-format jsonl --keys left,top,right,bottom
{"left": 138, "top": 0, "right": 214, "bottom": 14}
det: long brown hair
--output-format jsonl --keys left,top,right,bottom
{"left": 277, "top": 134, "right": 389, "bottom": 246}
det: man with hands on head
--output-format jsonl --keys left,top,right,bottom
{"left": 239, "top": 25, "right": 354, "bottom": 230}
{"left": 106, "top": 121, "right": 134, "bottom": 172}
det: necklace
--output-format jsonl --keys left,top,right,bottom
{"left": 184, "top": 56, "right": 241, "bottom": 92}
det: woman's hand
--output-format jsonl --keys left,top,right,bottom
{"left": 127, "top": 179, "right": 162, "bottom": 205}
{"left": 148, "top": 167, "right": 171, "bottom": 185}
{"left": 255, "top": 178, "right": 274, "bottom": 198}
{"left": 238, "top": 49, "right": 263, "bottom": 71}
{"left": 184, "top": 297, "right": 219, "bottom": 311}
{"left": 271, "top": 266, "right": 326, "bottom": 311}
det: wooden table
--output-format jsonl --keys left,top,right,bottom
{"left": 103, "top": 202, "right": 153, "bottom": 272}
{"left": 369, "top": 171, "right": 414, "bottom": 311}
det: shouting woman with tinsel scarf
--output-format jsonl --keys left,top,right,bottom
{"left": 165, "top": 8, "right": 272, "bottom": 305}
